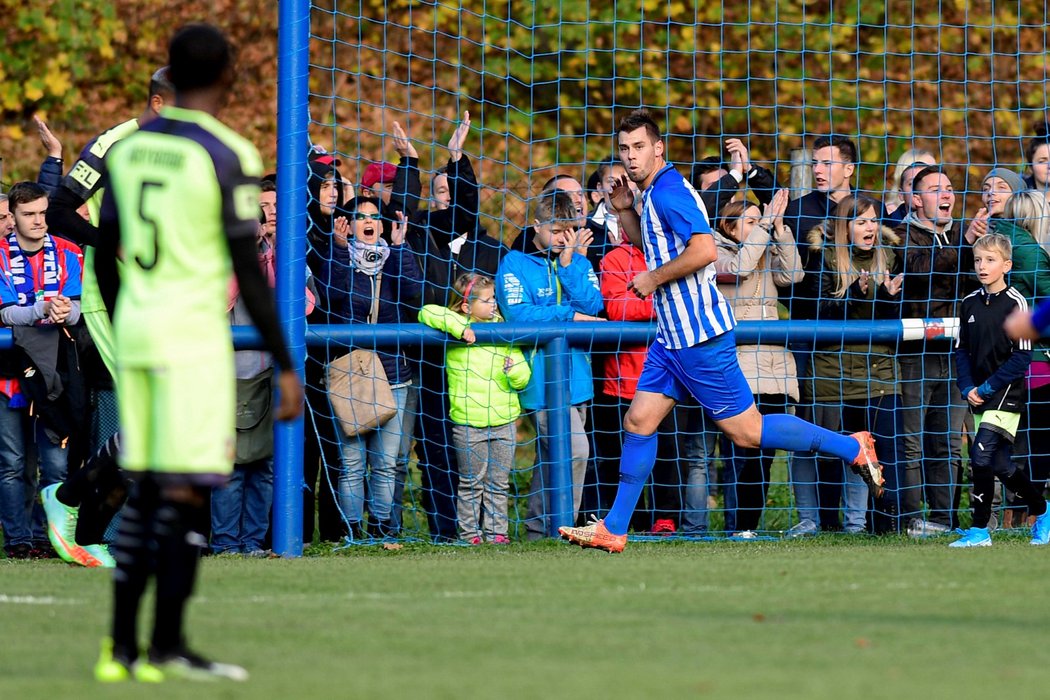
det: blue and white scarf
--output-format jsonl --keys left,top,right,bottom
{"left": 6, "top": 231, "right": 60, "bottom": 308}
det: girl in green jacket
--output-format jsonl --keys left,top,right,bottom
{"left": 419, "top": 274, "right": 532, "bottom": 543}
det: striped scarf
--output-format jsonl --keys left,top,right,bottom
{"left": 6, "top": 231, "right": 60, "bottom": 310}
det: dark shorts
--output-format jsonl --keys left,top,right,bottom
{"left": 636, "top": 330, "right": 754, "bottom": 420}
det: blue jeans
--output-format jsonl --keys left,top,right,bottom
{"left": 390, "top": 373, "right": 420, "bottom": 530}
{"left": 337, "top": 385, "right": 409, "bottom": 527}
{"left": 210, "top": 460, "right": 274, "bottom": 553}
{"left": 0, "top": 395, "right": 69, "bottom": 548}
{"left": 681, "top": 413, "right": 717, "bottom": 533}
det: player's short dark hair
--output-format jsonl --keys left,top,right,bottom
{"left": 6, "top": 181, "right": 47, "bottom": 214}
{"left": 911, "top": 166, "right": 947, "bottom": 192}
{"left": 260, "top": 179, "right": 276, "bottom": 193}
{"left": 813, "top": 134, "right": 858, "bottom": 164}
{"left": 533, "top": 190, "right": 576, "bottom": 224}
{"left": 168, "top": 23, "right": 234, "bottom": 93}
{"left": 617, "top": 110, "right": 662, "bottom": 142}
{"left": 149, "top": 66, "right": 175, "bottom": 98}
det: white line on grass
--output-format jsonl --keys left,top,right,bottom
{"left": 0, "top": 594, "right": 83, "bottom": 605}
{"left": 199, "top": 578, "right": 965, "bottom": 607}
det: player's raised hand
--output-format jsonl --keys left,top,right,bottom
{"left": 390, "top": 210, "right": 408, "bottom": 245}
{"left": 608, "top": 175, "right": 636, "bottom": 213}
{"left": 34, "top": 116, "right": 62, "bottom": 159}
{"left": 275, "top": 369, "right": 305, "bottom": 421}
{"left": 392, "top": 121, "right": 418, "bottom": 159}
{"left": 447, "top": 111, "right": 471, "bottom": 162}
{"left": 462, "top": 327, "right": 476, "bottom": 344}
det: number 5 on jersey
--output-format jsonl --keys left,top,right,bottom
{"left": 135, "top": 181, "right": 164, "bottom": 270}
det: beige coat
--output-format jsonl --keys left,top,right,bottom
{"left": 715, "top": 224, "right": 804, "bottom": 401}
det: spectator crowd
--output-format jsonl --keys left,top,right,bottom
{"left": 5, "top": 92, "right": 1050, "bottom": 558}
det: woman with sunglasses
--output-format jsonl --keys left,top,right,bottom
{"left": 326, "top": 197, "right": 422, "bottom": 542}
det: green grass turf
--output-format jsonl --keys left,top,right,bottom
{"left": 3, "top": 535, "right": 1048, "bottom": 699}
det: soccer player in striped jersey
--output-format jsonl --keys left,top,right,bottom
{"left": 91, "top": 24, "right": 303, "bottom": 682}
{"left": 560, "top": 110, "right": 885, "bottom": 553}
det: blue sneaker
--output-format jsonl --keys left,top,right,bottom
{"left": 948, "top": 527, "right": 991, "bottom": 548}
{"left": 1030, "top": 502, "right": 1050, "bottom": 545}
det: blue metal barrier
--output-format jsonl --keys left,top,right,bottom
{"left": 229, "top": 316, "right": 960, "bottom": 551}
{"left": 0, "top": 317, "right": 955, "bottom": 558}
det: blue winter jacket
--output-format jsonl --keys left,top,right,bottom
{"left": 496, "top": 247, "right": 603, "bottom": 410}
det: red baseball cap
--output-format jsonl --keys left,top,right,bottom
{"left": 314, "top": 154, "right": 342, "bottom": 167}
{"left": 361, "top": 161, "right": 397, "bottom": 188}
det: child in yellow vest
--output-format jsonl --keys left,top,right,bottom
{"left": 419, "top": 274, "right": 531, "bottom": 543}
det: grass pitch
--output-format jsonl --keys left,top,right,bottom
{"left": 3, "top": 535, "right": 1048, "bottom": 699}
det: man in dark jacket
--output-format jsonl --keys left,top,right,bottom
{"left": 894, "top": 166, "right": 978, "bottom": 534}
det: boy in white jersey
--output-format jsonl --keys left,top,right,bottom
{"left": 561, "top": 110, "right": 883, "bottom": 552}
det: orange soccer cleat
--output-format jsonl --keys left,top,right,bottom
{"left": 849, "top": 431, "right": 885, "bottom": 498}
{"left": 558, "top": 518, "right": 628, "bottom": 553}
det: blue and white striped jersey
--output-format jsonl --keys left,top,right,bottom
{"left": 640, "top": 164, "right": 734, "bottom": 349}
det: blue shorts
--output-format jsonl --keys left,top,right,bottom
{"left": 636, "top": 330, "right": 754, "bottom": 420}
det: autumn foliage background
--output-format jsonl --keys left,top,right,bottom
{"left": 3, "top": 0, "right": 1049, "bottom": 232}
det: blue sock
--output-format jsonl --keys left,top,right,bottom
{"left": 759, "top": 414, "right": 860, "bottom": 463}
{"left": 603, "top": 431, "right": 659, "bottom": 535}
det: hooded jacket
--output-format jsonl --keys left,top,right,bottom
{"left": 306, "top": 158, "right": 348, "bottom": 327}
{"left": 800, "top": 223, "right": 903, "bottom": 402}
{"left": 496, "top": 233, "right": 603, "bottom": 410}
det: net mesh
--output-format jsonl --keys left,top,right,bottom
{"left": 299, "top": 2, "right": 1050, "bottom": 543}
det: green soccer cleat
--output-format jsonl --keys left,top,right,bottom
{"left": 94, "top": 638, "right": 132, "bottom": 683}
{"left": 41, "top": 483, "right": 80, "bottom": 564}
{"left": 41, "top": 483, "right": 111, "bottom": 567}
{"left": 84, "top": 543, "right": 117, "bottom": 568}
{"left": 95, "top": 638, "right": 165, "bottom": 683}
